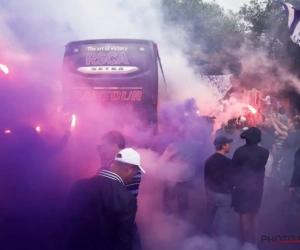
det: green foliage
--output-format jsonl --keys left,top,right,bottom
{"left": 162, "top": 0, "right": 246, "bottom": 74}
{"left": 162, "top": 0, "right": 300, "bottom": 80}
{"left": 239, "top": 0, "right": 300, "bottom": 74}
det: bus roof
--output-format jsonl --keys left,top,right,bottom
{"left": 65, "top": 39, "right": 156, "bottom": 47}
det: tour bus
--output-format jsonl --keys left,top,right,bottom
{"left": 61, "top": 39, "right": 167, "bottom": 133}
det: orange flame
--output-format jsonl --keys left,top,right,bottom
{"left": 247, "top": 104, "right": 257, "bottom": 114}
{"left": 0, "top": 64, "right": 9, "bottom": 74}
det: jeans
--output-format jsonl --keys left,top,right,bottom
{"left": 202, "top": 190, "right": 232, "bottom": 236}
{"left": 163, "top": 180, "right": 193, "bottom": 220}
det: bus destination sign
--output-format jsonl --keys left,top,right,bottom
{"left": 72, "top": 90, "right": 142, "bottom": 101}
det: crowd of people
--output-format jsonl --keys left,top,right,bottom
{"left": 1, "top": 98, "right": 300, "bottom": 250}
{"left": 64, "top": 103, "right": 300, "bottom": 250}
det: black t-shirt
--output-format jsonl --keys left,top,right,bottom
{"left": 204, "top": 153, "right": 233, "bottom": 194}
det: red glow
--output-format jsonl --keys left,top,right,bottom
{"left": 0, "top": 64, "right": 9, "bottom": 74}
{"left": 4, "top": 129, "right": 11, "bottom": 134}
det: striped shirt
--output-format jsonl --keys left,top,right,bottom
{"left": 125, "top": 171, "right": 142, "bottom": 198}
{"left": 98, "top": 170, "right": 124, "bottom": 185}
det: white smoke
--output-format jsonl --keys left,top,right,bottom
{"left": 0, "top": 1, "right": 257, "bottom": 249}
{"left": 0, "top": 0, "right": 220, "bottom": 112}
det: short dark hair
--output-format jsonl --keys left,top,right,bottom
{"left": 101, "top": 130, "right": 126, "bottom": 149}
{"left": 215, "top": 145, "right": 223, "bottom": 151}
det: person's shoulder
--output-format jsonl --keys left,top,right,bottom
{"left": 69, "top": 177, "right": 97, "bottom": 197}
{"left": 259, "top": 145, "right": 269, "bottom": 152}
{"left": 107, "top": 179, "right": 131, "bottom": 195}
{"left": 217, "top": 153, "right": 232, "bottom": 163}
{"left": 205, "top": 153, "right": 216, "bottom": 163}
{"left": 233, "top": 146, "right": 244, "bottom": 153}
{"left": 223, "top": 154, "right": 232, "bottom": 161}
{"left": 72, "top": 177, "right": 93, "bottom": 189}
{"left": 258, "top": 146, "right": 269, "bottom": 156}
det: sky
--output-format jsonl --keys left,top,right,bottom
{"left": 208, "top": 0, "right": 251, "bottom": 12}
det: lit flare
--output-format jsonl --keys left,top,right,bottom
{"left": 0, "top": 64, "right": 9, "bottom": 74}
{"left": 36, "top": 126, "right": 41, "bottom": 133}
{"left": 71, "top": 114, "right": 76, "bottom": 128}
{"left": 247, "top": 105, "right": 257, "bottom": 114}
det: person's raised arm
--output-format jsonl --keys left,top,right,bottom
{"left": 274, "top": 119, "right": 289, "bottom": 131}
{"left": 271, "top": 118, "right": 288, "bottom": 137}
{"left": 260, "top": 97, "right": 267, "bottom": 102}
{"left": 160, "top": 143, "right": 176, "bottom": 162}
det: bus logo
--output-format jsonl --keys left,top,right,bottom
{"left": 77, "top": 66, "right": 139, "bottom": 74}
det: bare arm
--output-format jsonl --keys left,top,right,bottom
{"left": 160, "top": 143, "right": 176, "bottom": 162}
{"left": 274, "top": 119, "right": 289, "bottom": 131}
{"left": 272, "top": 122, "right": 288, "bottom": 137}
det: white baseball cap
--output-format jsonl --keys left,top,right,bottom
{"left": 115, "top": 148, "right": 145, "bottom": 173}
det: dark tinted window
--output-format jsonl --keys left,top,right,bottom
{"left": 64, "top": 43, "right": 151, "bottom": 76}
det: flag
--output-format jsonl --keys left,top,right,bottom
{"left": 280, "top": 2, "right": 300, "bottom": 45}
{"left": 202, "top": 74, "right": 232, "bottom": 100}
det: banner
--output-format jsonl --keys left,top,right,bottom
{"left": 280, "top": 2, "right": 300, "bottom": 45}
{"left": 201, "top": 74, "right": 232, "bottom": 100}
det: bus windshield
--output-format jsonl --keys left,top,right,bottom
{"left": 62, "top": 39, "right": 160, "bottom": 126}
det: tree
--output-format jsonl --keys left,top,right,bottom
{"left": 239, "top": 0, "right": 300, "bottom": 75}
{"left": 162, "top": 0, "right": 246, "bottom": 74}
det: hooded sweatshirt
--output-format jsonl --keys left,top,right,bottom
{"left": 232, "top": 127, "right": 270, "bottom": 190}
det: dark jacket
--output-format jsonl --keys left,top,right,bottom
{"left": 99, "top": 162, "right": 141, "bottom": 198}
{"left": 204, "top": 153, "right": 233, "bottom": 194}
{"left": 290, "top": 149, "right": 300, "bottom": 187}
{"left": 66, "top": 170, "right": 137, "bottom": 250}
{"left": 232, "top": 127, "right": 269, "bottom": 190}
{"left": 260, "top": 126, "right": 275, "bottom": 152}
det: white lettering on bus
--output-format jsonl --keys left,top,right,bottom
{"left": 87, "top": 46, "right": 128, "bottom": 51}
{"left": 86, "top": 52, "right": 129, "bottom": 66}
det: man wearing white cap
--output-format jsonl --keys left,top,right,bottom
{"left": 67, "top": 148, "right": 145, "bottom": 250}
